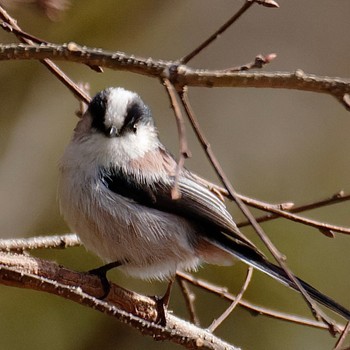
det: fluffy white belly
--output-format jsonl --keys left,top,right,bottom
{"left": 58, "top": 172, "right": 201, "bottom": 280}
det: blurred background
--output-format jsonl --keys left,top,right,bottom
{"left": 0, "top": 0, "right": 349, "bottom": 349}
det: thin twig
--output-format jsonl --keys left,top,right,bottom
{"left": 180, "top": 0, "right": 278, "bottom": 64}
{"left": 179, "top": 87, "right": 338, "bottom": 333}
{"left": 180, "top": 1, "right": 256, "bottom": 64}
{"left": 0, "top": 21, "right": 49, "bottom": 44}
{"left": 194, "top": 174, "right": 350, "bottom": 235}
{"left": 176, "top": 271, "right": 345, "bottom": 333}
{"left": 162, "top": 78, "right": 191, "bottom": 199}
{"left": 252, "top": 0, "right": 280, "bottom": 7}
{"left": 0, "top": 20, "right": 103, "bottom": 74}
{"left": 0, "top": 6, "right": 91, "bottom": 104}
{"left": 0, "top": 233, "right": 80, "bottom": 251}
{"left": 238, "top": 191, "right": 350, "bottom": 235}
{"left": 208, "top": 267, "right": 253, "bottom": 332}
{"left": 334, "top": 321, "right": 350, "bottom": 350}
{"left": 224, "top": 53, "right": 277, "bottom": 72}
{"left": 176, "top": 275, "right": 200, "bottom": 326}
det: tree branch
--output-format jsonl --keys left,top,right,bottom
{"left": 208, "top": 267, "right": 253, "bottom": 332}
{"left": 178, "top": 88, "right": 339, "bottom": 332}
{"left": 0, "top": 234, "right": 346, "bottom": 333}
{"left": 180, "top": 0, "right": 257, "bottom": 64}
{"left": 176, "top": 271, "right": 345, "bottom": 333}
{"left": 0, "top": 43, "right": 349, "bottom": 110}
{"left": 0, "top": 251, "right": 238, "bottom": 350}
{"left": 1, "top": 2, "right": 349, "bottom": 348}
{"left": 0, "top": 233, "right": 80, "bottom": 251}
{"left": 193, "top": 175, "right": 350, "bottom": 236}
{"left": 0, "top": 8, "right": 91, "bottom": 104}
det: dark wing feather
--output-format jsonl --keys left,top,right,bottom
{"left": 100, "top": 162, "right": 255, "bottom": 249}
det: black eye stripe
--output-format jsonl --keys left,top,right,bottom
{"left": 89, "top": 90, "right": 109, "bottom": 134}
{"left": 119, "top": 102, "right": 145, "bottom": 135}
{"left": 124, "top": 102, "right": 143, "bottom": 128}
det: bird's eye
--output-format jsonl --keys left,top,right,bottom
{"left": 132, "top": 123, "right": 138, "bottom": 133}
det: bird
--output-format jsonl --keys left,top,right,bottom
{"left": 58, "top": 86, "right": 350, "bottom": 322}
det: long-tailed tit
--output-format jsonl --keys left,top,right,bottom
{"left": 58, "top": 87, "right": 350, "bottom": 320}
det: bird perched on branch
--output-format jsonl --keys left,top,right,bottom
{"left": 58, "top": 87, "right": 350, "bottom": 323}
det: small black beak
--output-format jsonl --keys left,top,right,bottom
{"left": 109, "top": 126, "right": 118, "bottom": 137}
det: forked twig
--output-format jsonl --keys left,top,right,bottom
{"left": 208, "top": 267, "right": 253, "bottom": 332}
{"left": 162, "top": 78, "right": 191, "bottom": 199}
{"left": 178, "top": 173, "right": 350, "bottom": 236}
{"left": 0, "top": 5, "right": 91, "bottom": 104}
{"left": 176, "top": 275, "right": 200, "bottom": 326}
{"left": 180, "top": 0, "right": 278, "bottom": 64}
{"left": 195, "top": 176, "right": 350, "bottom": 236}
{"left": 334, "top": 321, "right": 350, "bottom": 350}
{"left": 237, "top": 191, "right": 350, "bottom": 236}
{"left": 178, "top": 87, "right": 338, "bottom": 333}
{"left": 176, "top": 271, "right": 345, "bottom": 333}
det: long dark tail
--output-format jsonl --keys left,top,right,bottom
{"left": 210, "top": 233, "right": 350, "bottom": 321}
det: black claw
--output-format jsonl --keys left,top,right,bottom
{"left": 153, "top": 295, "right": 168, "bottom": 326}
{"left": 89, "top": 267, "right": 111, "bottom": 299}
{"left": 88, "top": 261, "right": 122, "bottom": 299}
{"left": 152, "top": 280, "right": 174, "bottom": 326}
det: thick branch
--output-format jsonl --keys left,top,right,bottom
{"left": 0, "top": 234, "right": 346, "bottom": 332}
{"left": 0, "top": 43, "right": 349, "bottom": 109}
{"left": 0, "top": 252, "right": 238, "bottom": 350}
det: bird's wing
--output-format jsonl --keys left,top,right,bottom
{"left": 100, "top": 149, "right": 350, "bottom": 320}
{"left": 99, "top": 147, "right": 256, "bottom": 250}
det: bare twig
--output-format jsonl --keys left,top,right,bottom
{"left": 176, "top": 275, "right": 200, "bottom": 326}
{"left": 0, "top": 233, "right": 80, "bottom": 251}
{"left": 180, "top": 1, "right": 256, "bottom": 64}
{"left": 0, "top": 20, "right": 103, "bottom": 74}
{"left": 179, "top": 87, "right": 338, "bottom": 333}
{"left": 252, "top": 0, "right": 280, "bottom": 7}
{"left": 0, "top": 6, "right": 91, "bottom": 104}
{"left": 162, "top": 78, "right": 191, "bottom": 199}
{"left": 0, "top": 43, "right": 350, "bottom": 110}
{"left": 0, "top": 252, "right": 238, "bottom": 350}
{"left": 225, "top": 53, "right": 277, "bottom": 72}
{"left": 0, "top": 21, "right": 49, "bottom": 44}
{"left": 176, "top": 271, "right": 345, "bottom": 333}
{"left": 334, "top": 321, "right": 350, "bottom": 350}
{"left": 194, "top": 175, "right": 350, "bottom": 236}
{"left": 208, "top": 267, "right": 253, "bottom": 332}
{"left": 180, "top": 0, "right": 278, "bottom": 64}
{"left": 235, "top": 194, "right": 350, "bottom": 236}
{"left": 238, "top": 191, "right": 350, "bottom": 234}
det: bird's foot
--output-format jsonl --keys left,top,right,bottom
{"left": 89, "top": 261, "right": 121, "bottom": 299}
